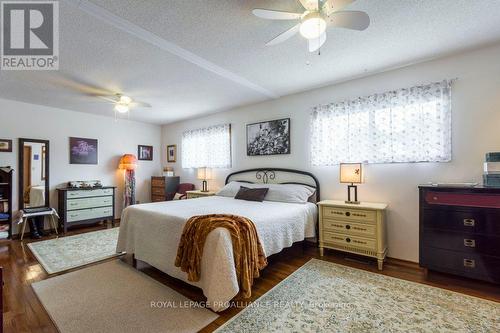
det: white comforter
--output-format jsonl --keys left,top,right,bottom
{"left": 117, "top": 196, "right": 317, "bottom": 311}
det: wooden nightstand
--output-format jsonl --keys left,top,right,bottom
{"left": 186, "top": 190, "right": 216, "bottom": 199}
{"left": 318, "top": 200, "right": 388, "bottom": 270}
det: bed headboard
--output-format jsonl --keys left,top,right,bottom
{"left": 225, "top": 168, "right": 320, "bottom": 202}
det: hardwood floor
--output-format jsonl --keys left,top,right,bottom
{"left": 1, "top": 224, "right": 499, "bottom": 332}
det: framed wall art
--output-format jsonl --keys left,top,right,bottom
{"left": 138, "top": 145, "right": 153, "bottom": 161}
{"left": 69, "top": 137, "right": 98, "bottom": 164}
{"left": 246, "top": 118, "right": 290, "bottom": 156}
{"left": 167, "top": 145, "right": 177, "bottom": 163}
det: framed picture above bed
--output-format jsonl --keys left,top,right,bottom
{"left": 246, "top": 118, "right": 290, "bottom": 156}
{"left": 69, "top": 137, "right": 98, "bottom": 165}
{"left": 138, "top": 145, "right": 153, "bottom": 161}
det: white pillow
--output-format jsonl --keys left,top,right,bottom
{"left": 216, "top": 181, "right": 250, "bottom": 197}
{"left": 216, "top": 181, "right": 315, "bottom": 204}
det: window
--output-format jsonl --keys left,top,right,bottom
{"left": 182, "top": 124, "right": 231, "bottom": 168}
{"left": 310, "top": 80, "right": 452, "bottom": 166}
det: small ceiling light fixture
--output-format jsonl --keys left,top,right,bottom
{"left": 114, "top": 103, "right": 129, "bottom": 114}
{"left": 299, "top": 12, "right": 326, "bottom": 39}
{"left": 119, "top": 95, "right": 132, "bottom": 104}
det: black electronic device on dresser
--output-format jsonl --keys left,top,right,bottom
{"left": 419, "top": 185, "right": 500, "bottom": 284}
{"left": 57, "top": 186, "right": 116, "bottom": 233}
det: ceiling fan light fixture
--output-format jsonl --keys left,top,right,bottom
{"left": 300, "top": 12, "right": 326, "bottom": 39}
{"left": 114, "top": 103, "right": 129, "bottom": 113}
{"left": 119, "top": 95, "right": 132, "bottom": 104}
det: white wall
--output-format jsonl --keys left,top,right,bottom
{"left": 0, "top": 99, "right": 163, "bottom": 233}
{"left": 162, "top": 43, "right": 500, "bottom": 263}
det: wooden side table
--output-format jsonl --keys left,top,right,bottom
{"left": 318, "top": 200, "right": 388, "bottom": 270}
{"left": 186, "top": 190, "right": 216, "bottom": 199}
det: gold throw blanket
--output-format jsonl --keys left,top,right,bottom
{"left": 175, "top": 214, "right": 268, "bottom": 299}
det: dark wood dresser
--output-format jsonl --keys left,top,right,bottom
{"left": 151, "top": 176, "right": 179, "bottom": 202}
{"left": 419, "top": 185, "right": 500, "bottom": 284}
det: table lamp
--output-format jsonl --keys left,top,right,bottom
{"left": 197, "top": 167, "right": 212, "bottom": 192}
{"left": 119, "top": 154, "right": 137, "bottom": 207}
{"left": 340, "top": 163, "right": 363, "bottom": 204}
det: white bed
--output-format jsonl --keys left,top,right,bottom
{"left": 117, "top": 169, "right": 319, "bottom": 311}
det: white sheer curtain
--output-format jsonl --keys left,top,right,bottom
{"left": 182, "top": 124, "right": 231, "bottom": 168}
{"left": 310, "top": 80, "right": 452, "bottom": 166}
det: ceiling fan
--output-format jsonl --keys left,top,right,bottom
{"left": 252, "top": 0, "right": 370, "bottom": 53}
{"left": 101, "top": 94, "right": 152, "bottom": 116}
{"left": 47, "top": 74, "right": 152, "bottom": 117}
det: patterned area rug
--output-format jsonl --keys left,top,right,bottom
{"left": 28, "top": 228, "right": 121, "bottom": 274}
{"left": 216, "top": 259, "right": 500, "bottom": 332}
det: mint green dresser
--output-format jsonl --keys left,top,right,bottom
{"left": 57, "top": 187, "right": 116, "bottom": 233}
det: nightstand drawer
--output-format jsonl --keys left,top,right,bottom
{"left": 324, "top": 232, "right": 377, "bottom": 251}
{"left": 323, "top": 219, "right": 376, "bottom": 238}
{"left": 322, "top": 207, "right": 376, "bottom": 222}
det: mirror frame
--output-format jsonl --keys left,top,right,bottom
{"left": 18, "top": 138, "right": 50, "bottom": 210}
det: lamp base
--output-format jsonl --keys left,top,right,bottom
{"left": 346, "top": 184, "right": 359, "bottom": 204}
{"left": 345, "top": 200, "right": 361, "bottom": 205}
{"left": 201, "top": 180, "right": 208, "bottom": 192}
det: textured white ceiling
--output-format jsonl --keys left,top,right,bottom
{"left": 1, "top": 0, "right": 500, "bottom": 124}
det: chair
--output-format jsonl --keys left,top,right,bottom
{"left": 176, "top": 183, "right": 195, "bottom": 199}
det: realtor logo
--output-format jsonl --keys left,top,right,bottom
{"left": 1, "top": 1, "right": 59, "bottom": 70}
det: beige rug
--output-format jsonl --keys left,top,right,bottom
{"left": 216, "top": 259, "right": 500, "bottom": 332}
{"left": 32, "top": 260, "right": 218, "bottom": 333}
{"left": 28, "top": 228, "right": 121, "bottom": 274}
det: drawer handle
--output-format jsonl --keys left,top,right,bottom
{"left": 345, "top": 212, "right": 351, "bottom": 217}
{"left": 70, "top": 214, "right": 78, "bottom": 218}
{"left": 463, "top": 259, "right": 475, "bottom": 268}
{"left": 464, "top": 239, "right": 476, "bottom": 248}
{"left": 345, "top": 237, "right": 351, "bottom": 243}
{"left": 345, "top": 225, "right": 351, "bottom": 230}
{"left": 463, "top": 219, "right": 475, "bottom": 227}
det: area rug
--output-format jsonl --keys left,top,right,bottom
{"left": 28, "top": 227, "right": 121, "bottom": 274}
{"left": 32, "top": 260, "right": 218, "bottom": 333}
{"left": 216, "top": 259, "right": 500, "bottom": 332}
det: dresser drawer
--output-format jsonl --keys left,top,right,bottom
{"left": 322, "top": 207, "right": 376, "bottom": 222}
{"left": 421, "top": 246, "right": 500, "bottom": 283}
{"left": 424, "top": 191, "right": 500, "bottom": 209}
{"left": 323, "top": 219, "right": 376, "bottom": 238}
{"left": 66, "top": 206, "right": 113, "bottom": 223}
{"left": 323, "top": 232, "right": 376, "bottom": 250}
{"left": 422, "top": 230, "right": 500, "bottom": 256}
{"left": 422, "top": 208, "right": 500, "bottom": 236}
{"left": 151, "top": 187, "right": 165, "bottom": 196}
{"left": 67, "top": 196, "right": 113, "bottom": 211}
{"left": 152, "top": 195, "right": 165, "bottom": 202}
{"left": 151, "top": 177, "right": 165, "bottom": 187}
{"left": 66, "top": 188, "right": 114, "bottom": 199}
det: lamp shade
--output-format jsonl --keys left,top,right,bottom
{"left": 340, "top": 163, "right": 363, "bottom": 184}
{"left": 119, "top": 154, "right": 137, "bottom": 171}
{"left": 197, "top": 167, "right": 212, "bottom": 180}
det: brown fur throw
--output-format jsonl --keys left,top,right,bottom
{"left": 175, "top": 214, "right": 267, "bottom": 299}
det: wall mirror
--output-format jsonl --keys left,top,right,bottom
{"left": 18, "top": 138, "right": 50, "bottom": 210}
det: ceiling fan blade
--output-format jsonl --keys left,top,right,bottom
{"left": 308, "top": 32, "right": 326, "bottom": 52}
{"left": 131, "top": 101, "right": 152, "bottom": 108}
{"left": 322, "top": 0, "right": 355, "bottom": 15}
{"left": 97, "top": 96, "right": 118, "bottom": 103}
{"left": 266, "top": 23, "right": 301, "bottom": 46}
{"left": 299, "top": 0, "right": 319, "bottom": 11}
{"left": 252, "top": 9, "right": 302, "bottom": 20}
{"left": 329, "top": 11, "right": 370, "bottom": 31}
